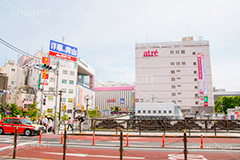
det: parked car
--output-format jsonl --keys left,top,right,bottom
{"left": 0, "top": 117, "right": 46, "bottom": 136}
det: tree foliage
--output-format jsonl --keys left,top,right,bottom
{"left": 215, "top": 96, "right": 240, "bottom": 113}
{"left": 88, "top": 110, "right": 101, "bottom": 118}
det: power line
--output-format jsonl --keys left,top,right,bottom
{"left": 0, "top": 37, "right": 41, "bottom": 61}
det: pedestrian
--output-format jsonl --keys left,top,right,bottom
{"left": 48, "top": 118, "right": 53, "bottom": 132}
{"left": 77, "top": 115, "right": 84, "bottom": 131}
{"left": 67, "top": 117, "right": 72, "bottom": 130}
{"left": 42, "top": 116, "right": 48, "bottom": 129}
{"left": 38, "top": 118, "right": 42, "bottom": 125}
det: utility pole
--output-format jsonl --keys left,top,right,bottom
{"left": 58, "top": 90, "right": 62, "bottom": 122}
{"left": 54, "top": 61, "right": 59, "bottom": 134}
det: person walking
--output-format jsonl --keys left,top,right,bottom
{"left": 67, "top": 117, "right": 73, "bottom": 130}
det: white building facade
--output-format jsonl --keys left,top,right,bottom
{"left": 135, "top": 37, "right": 214, "bottom": 114}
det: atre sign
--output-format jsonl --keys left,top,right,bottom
{"left": 143, "top": 50, "right": 158, "bottom": 57}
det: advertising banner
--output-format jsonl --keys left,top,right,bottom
{"left": 120, "top": 98, "right": 124, "bottom": 104}
{"left": 49, "top": 40, "right": 78, "bottom": 62}
{"left": 201, "top": 54, "right": 207, "bottom": 94}
{"left": 197, "top": 53, "right": 203, "bottom": 95}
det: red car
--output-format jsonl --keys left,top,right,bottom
{"left": 0, "top": 117, "right": 45, "bottom": 136}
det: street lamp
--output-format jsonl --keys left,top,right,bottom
{"left": 84, "top": 95, "right": 90, "bottom": 118}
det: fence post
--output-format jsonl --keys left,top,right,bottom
{"left": 205, "top": 120, "right": 208, "bottom": 132}
{"left": 120, "top": 129, "right": 123, "bottom": 160}
{"left": 139, "top": 120, "right": 141, "bottom": 136}
{"left": 93, "top": 120, "right": 96, "bottom": 133}
{"left": 214, "top": 121, "right": 217, "bottom": 136}
{"left": 188, "top": 120, "right": 191, "bottom": 136}
{"left": 79, "top": 121, "right": 82, "bottom": 133}
{"left": 226, "top": 120, "right": 229, "bottom": 132}
{"left": 127, "top": 120, "right": 129, "bottom": 131}
{"left": 183, "top": 129, "right": 188, "bottom": 160}
{"left": 13, "top": 126, "right": 18, "bottom": 159}
{"left": 63, "top": 127, "right": 67, "bottom": 160}
{"left": 39, "top": 129, "right": 42, "bottom": 143}
{"left": 116, "top": 121, "right": 118, "bottom": 134}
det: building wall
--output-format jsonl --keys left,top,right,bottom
{"left": 135, "top": 37, "right": 214, "bottom": 113}
{"left": 95, "top": 86, "right": 135, "bottom": 111}
{"left": 0, "top": 74, "right": 8, "bottom": 106}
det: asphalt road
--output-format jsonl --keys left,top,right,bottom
{"left": 0, "top": 134, "right": 240, "bottom": 160}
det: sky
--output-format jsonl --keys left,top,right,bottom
{"left": 0, "top": 0, "right": 240, "bottom": 91}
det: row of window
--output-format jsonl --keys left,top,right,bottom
{"left": 171, "top": 85, "right": 198, "bottom": 89}
{"left": 170, "top": 62, "right": 186, "bottom": 65}
{"left": 47, "top": 108, "right": 73, "bottom": 114}
{"left": 138, "top": 110, "right": 172, "bottom": 114}
{"left": 62, "top": 88, "right": 74, "bottom": 93}
{"left": 172, "top": 93, "right": 199, "bottom": 97}
{"left": 171, "top": 77, "right": 198, "bottom": 82}
{"left": 63, "top": 70, "right": 75, "bottom": 76}
{"left": 47, "top": 97, "right": 73, "bottom": 103}
{"left": 62, "top": 79, "right": 74, "bottom": 84}
{"left": 170, "top": 50, "right": 185, "bottom": 54}
{"left": 170, "top": 51, "right": 197, "bottom": 55}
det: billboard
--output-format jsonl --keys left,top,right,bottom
{"left": 49, "top": 40, "right": 78, "bottom": 62}
{"left": 197, "top": 53, "right": 207, "bottom": 95}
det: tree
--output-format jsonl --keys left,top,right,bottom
{"left": 9, "top": 103, "right": 22, "bottom": 117}
{"left": 88, "top": 110, "right": 101, "bottom": 118}
{"left": 61, "top": 114, "right": 69, "bottom": 122}
{"left": 215, "top": 96, "right": 240, "bottom": 114}
{"left": 27, "top": 103, "right": 40, "bottom": 122}
{"left": 0, "top": 103, "right": 7, "bottom": 119}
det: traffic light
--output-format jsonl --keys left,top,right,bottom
{"left": 43, "top": 98, "right": 46, "bottom": 105}
{"left": 0, "top": 90, "right": 4, "bottom": 93}
{"left": 42, "top": 64, "right": 52, "bottom": 70}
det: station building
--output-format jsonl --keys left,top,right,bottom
{"left": 135, "top": 37, "right": 214, "bottom": 114}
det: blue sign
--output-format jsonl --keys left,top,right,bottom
{"left": 120, "top": 98, "right": 124, "bottom": 104}
{"left": 7, "top": 107, "right": 10, "bottom": 111}
{"left": 49, "top": 40, "right": 78, "bottom": 59}
{"left": 6, "top": 112, "right": 9, "bottom": 115}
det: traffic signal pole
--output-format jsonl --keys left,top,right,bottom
{"left": 54, "top": 61, "right": 59, "bottom": 134}
{"left": 40, "top": 80, "right": 45, "bottom": 118}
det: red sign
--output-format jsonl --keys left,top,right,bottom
{"left": 143, "top": 50, "right": 158, "bottom": 57}
{"left": 42, "top": 57, "right": 50, "bottom": 65}
{"left": 49, "top": 51, "right": 77, "bottom": 62}
{"left": 41, "top": 69, "right": 49, "bottom": 80}
{"left": 204, "top": 102, "right": 208, "bottom": 106}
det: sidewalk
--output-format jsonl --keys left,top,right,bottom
{"left": 0, "top": 156, "right": 52, "bottom": 160}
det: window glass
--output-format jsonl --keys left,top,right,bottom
{"left": 62, "top": 98, "right": 66, "bottom": 102}
{"left": 70, "top": 71, "right": 74, "bottom": 75}
{"left": 69, "top": 89, "right": 73, "bottom": 93}
{"left": 148, "top": 110, "right": 151, "bottom": 113}
{"left": 62, "top": 79, "right": 67, "bottom": 84}
{"left": 68, "top": 98, "right": 73, "bottom": 102}
{"left": 48, "top": 97, "right": 54, "bottom": 101}
{"left": 164, "top": 110, "right": 167, "bottom": 114}
{"left": 67, "top": 109, "right": 72, "bottom": 113}
{"left": 62, "top": 88, "right": 66, "bottom": 93}
{"left": 143, "top": 110, "right": 146, "bottom": 113}
{"left": 63, "top": 70, "right": 68, "bottom": 75}
{"left": 21, "top": 119, "right": 32, "bottom": 125}
{"left": 153, "top": 110, "right": 156, "bottom": 114}
{"left": 158, "top": 110, "right": 161, "bottom": 114}
{"left": 13, "top": 119, "right": 21, "bottom": 125}
{"left": 138, "top": 110, "right": 141, "bottom": 113}
{"left": 69, "top": 80, "right": 74, "bottom": 84}
{"left": 3, "top": 119, "right": 12, "bottom": 124}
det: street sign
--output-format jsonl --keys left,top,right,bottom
{"left": 6, "top": 112, "right": 9, "bottom": 115}
{"left": 82, "top": 106, "right": 85, "bottom": 112}
{"left": 49, "top": 40, "right": 78, "bottom": 62}
{"left": 63, "top": 105, "right": 67, "bottom": 112}
{"left": 7, "top": 107, "right": 10, "bottom": 111}
{"left": 204, "top": 97, "right": 208, "bottom": 102}
{"left": 42, "top": 57, "right": 50, "bottom": 65}
{"left": 41, "top": 69, "right": 49, "bottom": 80}
{"left": 204, "top": 102, "right": 208, "bottom": 106}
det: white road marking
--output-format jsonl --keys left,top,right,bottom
{"left": 168, "top": 154, "right": 207, "bottom": 160}
{"left": 0, "top": 141, "right": 38, "bottom": 151}
{"left": 43, "top": 152, "right": 145, "bottom": 159}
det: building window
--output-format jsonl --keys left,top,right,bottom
{"left": 49, "top": 87, "right": 54, "bottom": 92}
{"left": 69, "top": 80, "right": 74, "bottom": 84}
{"left": 158, "top": 110, "right": 162, "bottom": 114}
{"left": 143, "top": 110, "right": 146, "bottom": 114}
{"left": 171, "top": 78, "right": 175, "bottom": 81}
{"left": 177, "top": 85, "right": 181, "bottom": 87}
{"left": 62, "top": 79, "right": 67, "bottom": 84}
{"left": 48, "top": 97, "right": 53, "bottom": 101}
{"left": 193, "top": 62, "right": 197, "bottom": 65}
{"left": 70, "top": 71, "right": 74, "bottom": 75}
{"left": 68, "top": 89, "right": 73, "bottom": 93}
{"left": 171, "top": 62, "right": 175, "bottom": 65}
{"left": 176, "top": 50, "right": 179, "bottom": 54}
{"left": 164, "top": 110, "right": 167, "bottom": 114}
{"left": 177, "top": 92, "right": 182, "bottom": 95}
{"left": 62, "top": 88, "right": 66, "bottom": 93}
{"left": 195, "top": 86, "right": 198, "bottom": 89}
{"left": 11, "top": 81, "right": 14, "bottom": 85}
{"left": 138, "top": 110, "right": 141, "bottom": 114}
{"left": 169, "top": 110, "right": 172, "bottom": 114}
{"left": 62, "top": 98, "right": 66, "bottom": 102}
{"left": 194, "top": 78, "right": 198, "bottom": 81}
{"left": 195, "top": 101, "right": 199, "bottom": 105}
{"left": 148, "top": 110, "right": 151, "bottom": 114}
{"left": 182, "top": 62, "right": 186, "bottom": 65}
{"left": 176, "top": 62, "right": 180, "bottom": 65}
{"left": 135, "top": 99, "right": 139, "bottom": 102}
{"left": 67, "top": 109, "right": 72, "bottom": 114}
{"left": 178, "top": 100, "right": 182, "bottom": 102}
{"left": 172, "top": 100, "right": 176, "bottom": 104}
{"left": 172, "top": 93, "right": 176, "bottom": 96}
{"left": 170, "top": 50, "right": 174, "bottom": 54}
{"left": 195, "top": 93, "right": 198, "bottom": 97}
{"left": 68, "top": 98, "right": 73, "bottom": 102}
{"left": 171, "top": 70, "right": 175, "bottom": 74}
{"left": 181, "top": 50, "right": 185, "bottom": 54}
{"left": 171, "top": 85, "right": 176, "bottom": 89}
{"left": 194, "top": 71, "right": 197, "bottom": 74}
{"left": 177, "top": 77, "right": 181, "bottom": 80}
{"left": 63, "top": 70, "right": 68, "bottom": 75}
{"left": 11, "top": 68, "right": 15, "bottom": 72}
{"left": 176, "top": 70, "right": 181, "bottom": 72}
{"left": 50, "top": 78, "right": 55, "bottom": 82}
{"left": 153, "top": 110, "right": 156, "bottom": 114}
{"left": 193, "top": 52, "right": 196, "bottom": 55}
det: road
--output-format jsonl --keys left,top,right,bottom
{"left": 0, "top": 133, "right": 240, "bottom": 160}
